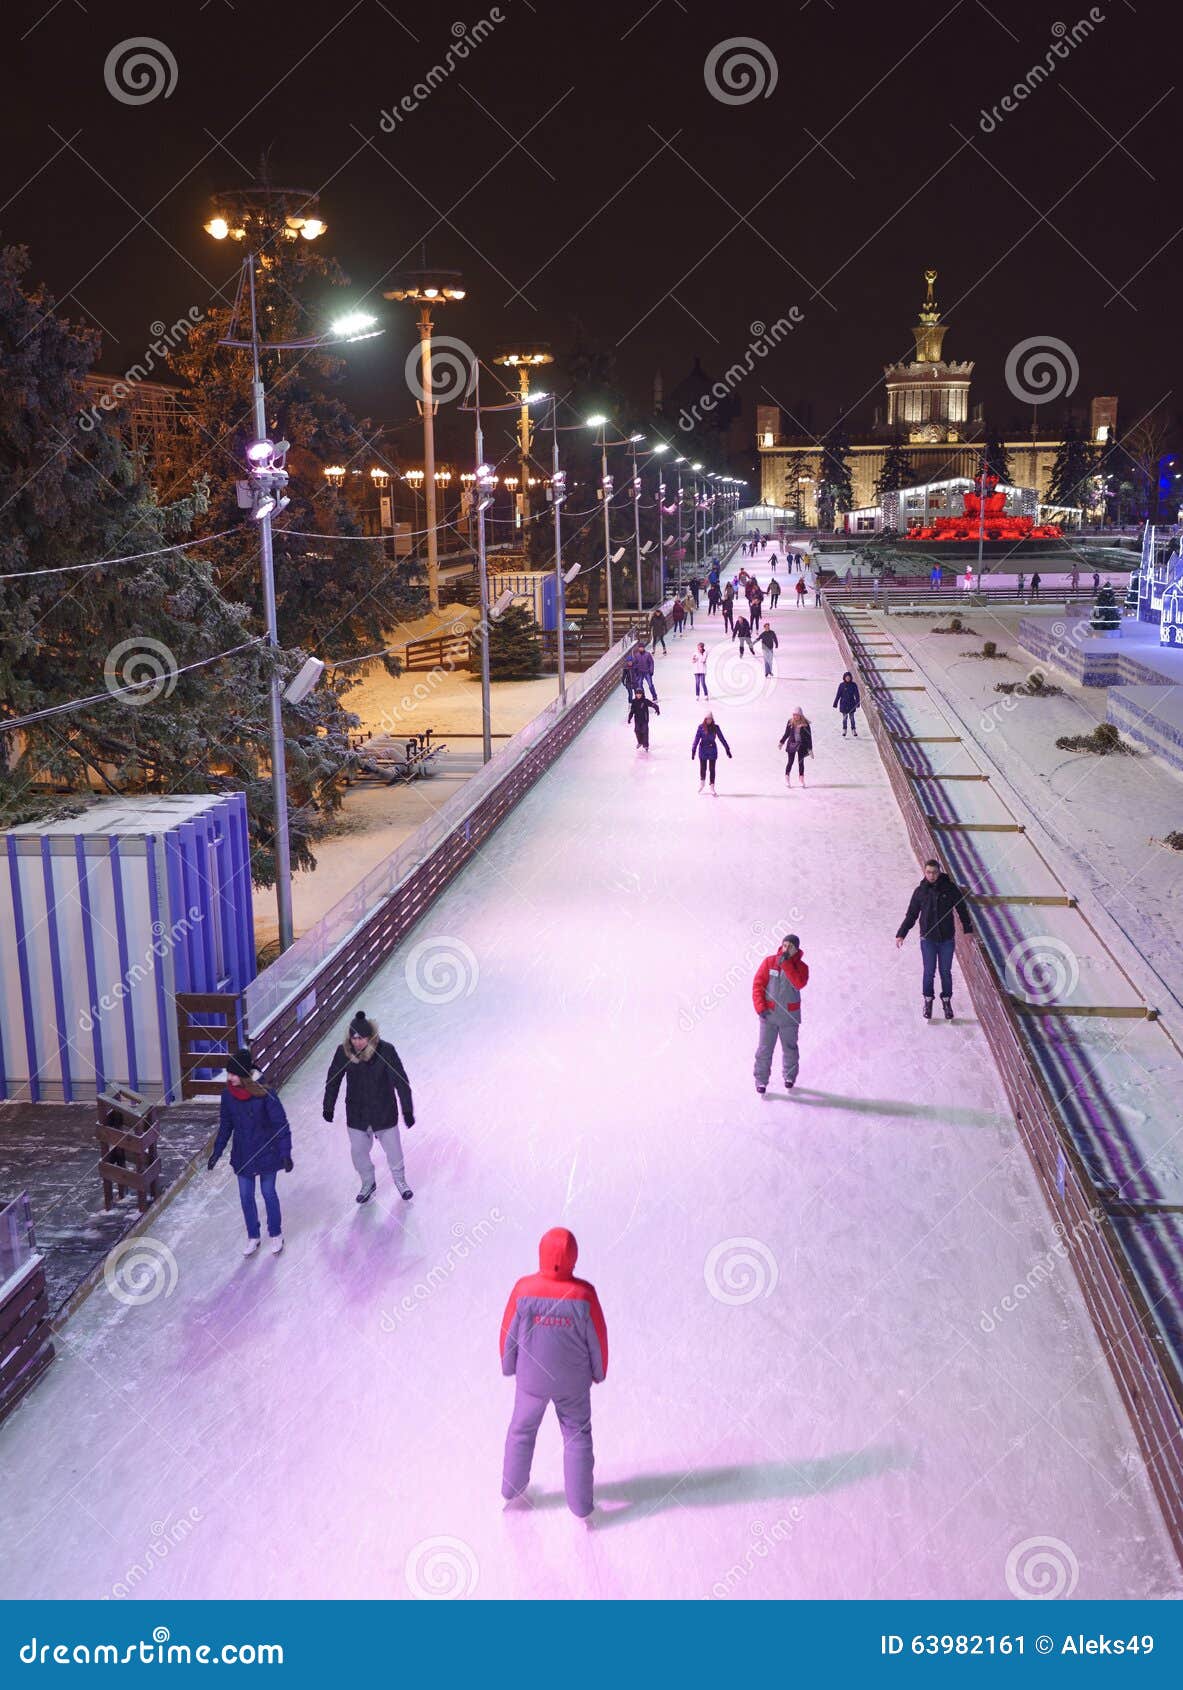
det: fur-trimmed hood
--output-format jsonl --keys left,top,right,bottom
{"left": 342, "top": 1023, "right": 380, "bottom": 1063}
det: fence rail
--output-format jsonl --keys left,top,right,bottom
{"left": 825, "top": 599, "right": 1183, "bottom": 1564}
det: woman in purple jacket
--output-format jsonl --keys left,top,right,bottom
{"left": 691, "top": 713, "right": 732, "bottom": 793}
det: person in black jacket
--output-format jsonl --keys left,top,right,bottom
{"left": 833, "top": 672, "right": 860, "bottom": 736}
{"left": 323, "top": 1011, "right": 416, "bottom": 1202}
{"left": 627, "top": 688, "right": 659, "bottom": 751}
{"left": 895, "top": 859, "right": 974, "bottom": 1020}
{"left": 732, "top": 612, "right": 753, "bottom": 656}
{"left": 779, "top": 709, "right": 813, "bottom": 786}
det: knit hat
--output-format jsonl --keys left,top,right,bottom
{"left": 349, "top": 1011, "right": 374, "bottom": 1040}
{"left": 226, "top": 1048, "right": 256, "bottom": 1080}
{"left": 783, "top": 934, "right": 800, "bottom": 951}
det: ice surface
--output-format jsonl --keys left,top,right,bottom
{"left": 0, "top": 568, "right": 1178, "bottom": 1601}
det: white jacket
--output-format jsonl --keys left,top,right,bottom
{"left": 691, "top": 650, "right": 708, "bottom": 675}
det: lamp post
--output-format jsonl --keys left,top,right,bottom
{"left": 626, "top": 433, "right": 646, "bottom": 612}
{"left": 691, "top": 463, "right": 704, "bottom": 573}
{"left": 585, "top": 416, "right": 616, "bottom": 643}
{"left": 651, "top": 444, "right": 669, "bottom": 599}
{"left": 384, "top": 269, "right": 466, "bottom": 613}
{"left": 404, "top": 469, "right": 424, "bottom": 563}
{"left": 494, "top": 346, "right": 553, "bottom": 536}
{"left": 204, "top": 186, "right": 378, "bottom": 953}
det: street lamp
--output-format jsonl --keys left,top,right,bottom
{"left": 204, "top": 185, "right": 376, "bottom": 953}
{"left": 384, "top": 268, "right": 467, "bottom": 612}
{"left": 494, "top": 345, "right": 553, "bottom": 533}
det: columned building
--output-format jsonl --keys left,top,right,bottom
{"left": 756, "top": 271, "right": 1112, "bottom": 529}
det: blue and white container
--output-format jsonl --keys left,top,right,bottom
{"left": 0, "top": 794, "right": 256, "bottom": 1103}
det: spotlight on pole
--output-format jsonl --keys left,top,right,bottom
{"left": 490, "top": 589, "right": 515, "bottom": 621}
{"left": 563, "top": 562, "right": 582, "bottom": 585}
{"left": 283, "top": 655, "right": 326, "bottom": 705}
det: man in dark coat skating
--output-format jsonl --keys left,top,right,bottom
{"left": 895, "top": 860, "right": 974, "bottom": 1020}
{"left": 324, "top": 1012, "right": 416, "bottom": 1201}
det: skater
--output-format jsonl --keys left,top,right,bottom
{"left": 758, "top": 623, "right": 779, "bottom": 677}
{"left": 795, "top": 576, "right": 807, "bottom": 607}
{"left": 1016, "top": 572, "right": 1025, "bottom": 601}
{"left": 650, "top": 607, "right": 668, "bottom": 655}
{"left": 833, "top": 671, "right": 860, "bottom": 735}
{"left": 708, "top": 561, "right": 720, "bottom": 589}
{"left": 732, "top": 611, "right": 753, "bottom": 656}
{"left": 750, "top": 590, "right": 763, "bottom": 633}
{"left": 1030, "top": 571, "right": 1042, "bottom": 601}
{"left": 691, "top": 641, "right": 709, "bottom": 698}
{"left": 1070, "top": 565, "right": 1079, "bottom": 592}
{"left": 627, "top": 688, "right": 659, "bottom": 751}
{"left": 323, "top": 1011, "right": 416, "bottom": 1202}
{"left": 895, "top": 858, "right": 974, "bottom": 1021}
{"left": 707, "top": 582, "right": 722, "bottom": 614}
{"left": 691, "top": 711, "right": 732, "bottom": 792}
{"left": 208, "top": 1049, "right": 292, "bottom": 1257}
{"left": 779, "top": 706, "right": 813, "bottom": 786}
{"left": 632, "top": 641, "right": 657, "bottom": 701}
{"left": 620, "top": 646, "right": 637, "bottom": 700}
{"left": 813, "top": 575, "right": 823, "bottom": 607}
{"left": 682, "top": 590, "right": 696, "bottom": 629}
{"left": 721, "top": 588, "right": 735, "bottom": 635}
{"left": 689, "top": 575, "right": 702, "bottom": 608}
{"left": 929, "top": 563, "right": 942, "bottom": 591}
{"left": 752, "top": 934, "right": 809, "bottom": 1094}
{"left": 670, "top": 598, "right": 686, "bottom": 638}
{"left": 767, "top": 576, "right": 781, "bottom": 609}
{"left": 1091, "top": 570, "right": 1100, "bottom": 592}
{"left": 769, "top": 552, "right": 779, "bottom": 574}
{"left": 501, "top": 1227, "right": 607, "bottom": 1520}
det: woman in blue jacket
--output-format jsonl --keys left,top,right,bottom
{"left": 691, "top": 712, "right": 732, "bottom": 793}
{"left": 833, "top": 672, "right": 860, "bottom": 736}
{"left": 208, "top": 1049, "right": 293, "bottom": 1256}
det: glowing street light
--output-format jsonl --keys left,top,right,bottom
{"left": 495, "top": 344, "right": 553, "bottom": 530}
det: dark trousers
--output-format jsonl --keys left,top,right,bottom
{"left": 841, "top": 709, "right": 858, "bottom": 735}
{"left": 238, "top": 1171, "right": 281, "bottom": 1240}
{"left": 920, "top": 937, "right": 956, "bottom": 999}
{"left": 698, "top": 754, "right": 717, "bottom": 785}
{"left": 722, "top": 611, "right": 733, "bottom": 632}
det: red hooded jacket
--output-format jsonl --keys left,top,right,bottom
{"left": 500, "top": 1228, "right": 608, "bottom": 1395}
{"left": 752, "top": 950, "right": 810, "bottom": 1016}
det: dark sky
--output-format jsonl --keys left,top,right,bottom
{"left": 3, "top": 0, "right": 1179, "bottom": 473}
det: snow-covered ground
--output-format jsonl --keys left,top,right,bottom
{"left": 1, "top": 560, "right": 1178, "bottom": 1601}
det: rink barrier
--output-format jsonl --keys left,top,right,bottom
{"left": 239, "top": 615, "right": 677, "bottom": 1088}
{"left": 826, "top": 598, "right": 1183, "bottom": 1565}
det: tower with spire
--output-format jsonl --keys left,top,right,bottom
{"left": 882, "top": 268, "right": 973, "bottom": 444}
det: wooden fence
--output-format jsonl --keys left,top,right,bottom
{"left": 825, "top": 598, "right": 1183, "bottom": 1562}
{"left": 0, "top": 1254, "right": 53, "bottom": 1426}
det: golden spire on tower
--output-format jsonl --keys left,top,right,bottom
{"left": 913, "top": 267, "right": 946, "bottom": 362}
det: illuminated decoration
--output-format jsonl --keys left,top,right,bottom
{"left": 905, "top": 472, "right": 1062, "bottom": 542}
{"left": 203, "top": 187, "right": 327, "bottom": 244}
{"left": 323, "top": 465, "right": 346, "bottom": 487}
{"left": 1090, "top": 581, "right": 1121, "bottom": 638}
{"left": 237, "top": 437, "right": 290, "bottom": 521}
{"left": 1137, "top": 523, "right": 1183, "bottom": 628}
{"left": 883, "top": 269, "right": 973, "bottom": 444}
{"left": 369, "top": 467, "right": 390, "bottom": 488}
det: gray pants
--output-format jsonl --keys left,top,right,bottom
{"left": 502, "top": 1384, "right": 594, "bottom": 1517}
{"left": 754, "top": 1011, "right": 801, "bottom": 1086}
{"left": 349, "top": 1125, "right": 408, "bottom": 1195}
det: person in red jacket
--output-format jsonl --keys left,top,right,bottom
{"left": 500, "top": 1227, "right": 608, "bottom": 1519}
{"left": 752, "top": 934, "right": 810, "bottom": 1093}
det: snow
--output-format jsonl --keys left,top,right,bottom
{"left": 0, "top": 560, "right": 1178, "bottom": 1601}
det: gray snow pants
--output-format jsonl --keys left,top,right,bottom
{"left": 754, "top": 1010, "right": 801, "bottom": 1087}
{"left": 348, "top": 1125, "right": 408, "bottom": 1194}
{"left": 502, "top": 1384, "right": 594, "bottom": 1517}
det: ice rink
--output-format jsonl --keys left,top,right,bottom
{"left": 1, "top": 567, "right": 1179, "bottom": 1601}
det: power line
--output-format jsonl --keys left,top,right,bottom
{"left": 0, "top": 527, "right": 241, "bottom": 583}
{"left": 0, "top": 639, "right": 264, "bottom": 735}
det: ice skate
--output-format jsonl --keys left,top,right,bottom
{"left": 356, "top": 1181, "right": 377, "bottom": 1205}
{"left": 269, "top": 1234, "right": 284, "bottom": 1255}
{"left": 923, "top": 997, "right": 934, "bottom": 1020}
{"left": 398, "top": 1183, "right": 414, "bottom": 1201}
{"left": 243, "top": 1237, "right": 260, "bottom": 1257}
{"left": 710, "top": 786, "right": 718, "bottom": 796}
{"left": 941, "top": 996, "right": 954, "bottom": 1021}
{"left": 755, "top": 1081, "right": 767, "bottom": 1095}
{"left": 698, "top": 780, "right": 705, "bottom": 793}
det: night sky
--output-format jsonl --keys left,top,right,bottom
{"left": 3, "top": 0, "right": 1179, "bottom": 468}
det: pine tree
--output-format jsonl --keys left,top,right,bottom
{"left": 166, "top": 205, "right": 423, "bottom": 675}
{"left": 1090, "top": 581, "right": 1121, "bottom": 634}
{"left": 981, "top": 425, "right": 1011, "bottom": 483}
{"left": 482, "top": 605, "right": 543, "bottom": 680}
{"left": 874, "top": 435, "right": 916, "bottom": 500}
{"left": 1046, "top": 421, "right": 1095, "bottom": 509}
{"left": 781, "top": 450, "right": 813, "bottom": 521}
{"left": 815, "top": 425, "right": 853, "bottom": 530}
{"left": 0, "top": 243, "right": 349, "bottom": 883}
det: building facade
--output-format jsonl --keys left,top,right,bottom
{"left": 756, "top": 271, "right": 1111, "bottom": 527}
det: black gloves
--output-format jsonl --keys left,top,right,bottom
{"left": 207, "top": 1154, "right": 218, "bottom": 1171}
{"left": 322, "top": 1109, "right": 333, "bottom": 1123}
{"left": 284, "top": 1157, "right": 294, "bottom": 1173}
